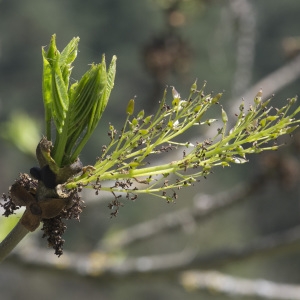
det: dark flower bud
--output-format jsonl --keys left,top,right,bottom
{"left": 41, "top": 165, "right": 57, "bottom": 189}
{"left": 30, "top": 167, "right": 42, "bottom": 180}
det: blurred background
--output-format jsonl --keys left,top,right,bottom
{"left": 1, "top": 0, "right": 300, "bottom": 299}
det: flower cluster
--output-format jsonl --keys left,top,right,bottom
{"left": 2, "top": 35, "right": 300, "bottom": 258}
{"left": 65, "top": 83, "right": 300, "bottom": 206}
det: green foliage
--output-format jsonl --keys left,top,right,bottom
{"left": 42, "top": 34, "right": 117, "bottom": 167}
{"left": 0, "top": 111, "right": 40, "bottom": 156}
{"left": 65, "top": 82, "right": 300, "bottom": 203}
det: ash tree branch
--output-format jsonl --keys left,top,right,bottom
{"left": 180, "top": 270, "right": 300, "bottom": 300}
{"left": 229, "top": 0, "right": 256, "bottom": 98}
{"left": 99, "top": 174, "right": 267, "bottom": 251}
{"left": 202, "top": 52, "right": 300, "bottom": 139}
{"left": 229, "top": 53, "right": 300, "bottom": 117}
{"left": 8, "top": 223, "right": 300, "bottom": 278}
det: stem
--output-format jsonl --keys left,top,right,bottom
{"left": 0, "top": 221, "right": 29, "bottom": 263}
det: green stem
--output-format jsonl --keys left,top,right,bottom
{"left": 69, "top": 131, "right": 91, "bottom": 163}
{"left": 0, "top": 221, "right": 29, "bottom": 263}
{"left": 52, "top": 104, "right": 74, "bottom": 166}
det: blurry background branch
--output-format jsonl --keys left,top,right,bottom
{"left": 180, "top": 270, "right": 300, "bottom": 300}
{"left": 230, "top": 53, "right": 300, "bottom": 116}
{"left": 99, "top": 175, "right": 266, "bottom": 251}
{"left": 7, "top": 222, "right": 300, "bottom": 279}
{"left": 228, "top": 0, "right": 256, "bottom": 98}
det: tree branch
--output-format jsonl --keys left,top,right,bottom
{"left": 230, "top": 53, "right": 300, "bottom": 116}
{"left": 0, "top": 221, "right": 29, "bottom": 263}
{"left": 229, "top": 0, "right": 256, "bottom": 97}
{"left": 180, "top": 270, "right": 300, "bottom": 300}
{"left": 8, "top": 224, "right": 300, "bottom": 277}
{"left": 99, "top": 174, "right": 266, "bottom": 251}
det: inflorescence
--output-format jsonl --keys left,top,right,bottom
{"left": 2, "top": 82, "right": 299, "bottom": 256}
{"left": 65, "top": 83, "right": 300, "bottom": 211}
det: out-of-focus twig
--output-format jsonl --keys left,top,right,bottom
{"left": 99, "top": 175, "right": 266, "bottom": 251}
{"left": 180, "top": 270, "right": 300, "bottom": 300}
{"left": 229, "top": 0, "right": 256, "bottom": 98}
{"left": 204, "top": 52, "right": 300, "bottom": 138}
{"left": 230, "top": 53, "right": 300, "bottom": 116}
{"left": 9, "top": 223, "right": 300, "bottom": 277}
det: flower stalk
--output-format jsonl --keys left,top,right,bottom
{"left": 65, "top": 82, "right": 300, "bottom": 203}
